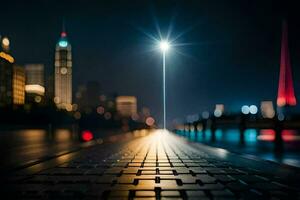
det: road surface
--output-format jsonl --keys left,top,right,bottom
{"left": 1, "top": 129, "right": 300, "bottom": 199}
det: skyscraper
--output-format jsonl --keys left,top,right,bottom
{"left": 277, "top": 21, "right": 297, "bottom": 107}
{"left": 25, "top": 64, "right": 45, "bottom": 103}
{"left": 54, "top": 30, "right": 72, "bottom": 109}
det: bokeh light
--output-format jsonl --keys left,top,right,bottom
{"left": 81, "top": 130, "right": 93, "bottom": 142}
{"left": 146, "top": 117, "right": 155, "bottom": 126}
{"left": 249, "top": 105, "right": 258, "bottom": 114}
{"left": 241, "top": 105, "right": 250, "bottom": 114}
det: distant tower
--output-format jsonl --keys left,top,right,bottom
{"left": 0, "top": 36, "right": 14, "bottom": 107}
{"left": 54, "top": 26, "right": 72, "bottom": 109}
{"left": 277, "top": 21, "right": 297, "bottom": 109}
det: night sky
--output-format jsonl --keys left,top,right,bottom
{"left": 1, "top": 0, "right": 300, "bottom": 126}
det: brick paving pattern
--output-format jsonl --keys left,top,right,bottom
{"left": 1, "top": 130, "right": 300, "bottom": 199}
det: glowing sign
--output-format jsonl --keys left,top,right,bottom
{"left": 0, "top": 51, "right": 14, "bottom": 63}
{"left": 25, "top": 84, "right": 45, "bottom": 95}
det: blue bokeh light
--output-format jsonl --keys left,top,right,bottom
{"left": 249, "top": 105, "right": 258, "bottom": 114}
{"left": 241, "top": 105, "right": 250, "bottom": 114}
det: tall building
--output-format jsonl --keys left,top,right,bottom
{"left": 277, "top": 20, "right": 297, "bottom": 107}
{"left": 0, "top": 36, "right": 14, "bottom": 107}
{"left": 12, "top": 65, "right": 25, "bottom": 105}
{"left": 116, "top": 96, "right": 137, "bottom": 117}
{"left": 25, "top": 64, "right": 45, "bottom": 103}
{"left": 54, "top": 30, "right": 72, "bottom": 109}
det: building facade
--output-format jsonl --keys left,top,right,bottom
{"left": 12, "top": 65, "right": 25, "bottom": 105}
{"left": 54, "top": 31, "right": 72, "bottom": 109}
{"left": 116, "top": 96, "right": 137, "bottom": 117}
{"left": 25, "top": 64, "right": 45, "bottom": 96}
{"left": 25, "top": 64, "right": 45, "bottom": 103}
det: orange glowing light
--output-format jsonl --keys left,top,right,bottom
{"left": 0, "top": 51, "right": 14, "bottom": 63}
{"left": 25, "top": 84, "right": 45, "bottom": 95}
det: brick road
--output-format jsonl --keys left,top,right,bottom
{"left": 1, "top": 130, "right": 300, "bottom": 199}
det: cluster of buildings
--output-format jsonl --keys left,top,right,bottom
{"left": 0, "top": 30, "right": 72, "bottom": 110}
{"left": 0, "top": 30, "right": 154, "bottom": 125}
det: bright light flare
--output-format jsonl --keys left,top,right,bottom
{"left": 159, "top": 41, "right": 170, "bottom": 52}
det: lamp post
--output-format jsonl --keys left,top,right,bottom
{"left": 159, "top": 41, "right": 170, "bottom": 130}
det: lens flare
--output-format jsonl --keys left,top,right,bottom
{"left": 159, "top": 41, "right": 170, "bottom": 52}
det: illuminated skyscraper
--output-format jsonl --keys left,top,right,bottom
{"left": 54, "top": 30, "right": 72, "bottom": 109}
{"left": 12, "top": 65, "right": 25, "bottom": 105}
{"left": 277, "top": 21, "right": 297, "bottom": 107}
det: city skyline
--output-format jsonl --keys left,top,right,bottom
{"left": 2, "top": 2, "right": 300, "bottom": 198}
{"left": 1, "top": 0, "right": 299, "bottom": 125}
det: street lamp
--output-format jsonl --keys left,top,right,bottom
{"left": 160, "top": 41, "right": 170, "bottom": 52}
{"left": 159, "top": 40, "right": 170, "bottom": 130}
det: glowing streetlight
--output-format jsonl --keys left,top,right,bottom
{"left": 159, "top": 41, "right": 170, "bottom": 52}
{"left": 159, "top": 40, "right": 170, "bottom": 130}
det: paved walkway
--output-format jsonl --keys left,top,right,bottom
{"left": 2, "top": 130, "right": 300, "bottom": 199}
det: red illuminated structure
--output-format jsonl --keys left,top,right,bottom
{"left": 277, "top": 21, "right": 297, "bottom": 107}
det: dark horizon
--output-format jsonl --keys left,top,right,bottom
{"left": 1, "top": 0, "right": 300, "bottom": 125}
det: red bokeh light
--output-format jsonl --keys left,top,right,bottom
{"left": 81, "top": 130, "right": 93, "bottom": 142}
{"left": 258, "top": 129, "right": 299, "bottom": 142}
{"left": 61, "top": 32, "right": 67, "bottom": 37}
{"left": 258, "top": 129, "right": 275, "bottom": 141}
{"left": 145, "top": 117, "right": 155, "bottom": 126}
